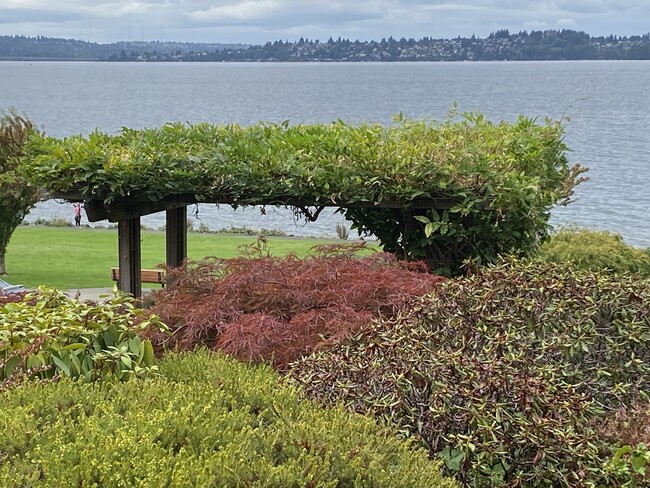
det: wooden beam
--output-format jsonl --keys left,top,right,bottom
{"left": 67, "top": 194, "right": 463, "bottom": 223}
{"left": 84, "top": 198, "right": 192, "bottom": 223}
{"left": 118, "top": 217, "right": 142, "bottom": 297}
{"left": 166, "top": 206, "right": 187, "bottom": 268}
{"left": 55, "top": 192, "right": 462, "bottom": 222}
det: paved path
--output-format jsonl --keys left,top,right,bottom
{"left": 64, "top": 288, "right": 116, "bottom": 301}
{"left": 64, "top": 288, "right": 155, "bottom": 301}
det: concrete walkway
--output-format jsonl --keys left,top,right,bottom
{"left": 64, "top": 287, "right": 155, "bottom": 301}
{"left": 64, "top": 287, "right": 116, "bottom": 301}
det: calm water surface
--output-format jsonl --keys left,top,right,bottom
{"left": 2, "top": 61, "right": 649, "bottom": 246}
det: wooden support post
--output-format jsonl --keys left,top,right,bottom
{"left": 118, "top": 217, "right": 142, "bottom": 297}
{"left": 166, "top": 206, "right": 187, "bottom": 268}
{"left": 165, "top": 206, "right": 187, "bottom": 288}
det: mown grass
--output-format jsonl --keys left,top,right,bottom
{"left": 6, "top": 226, "right": 356, "bottom": 289}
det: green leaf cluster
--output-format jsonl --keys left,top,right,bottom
{"left": 290, "top": 259, "right": 650, "bottom": 487}
{"left": 0, "top": 288, "right": 166, "bottom": 387}
{"left": 605, "top": 443, "right": 649, "bottom": 487}
{"left": 0, "top": 350, "right": 457, "bottom": 488}
{"left": 20, "top": 113, "right": 586, "bottom": 273}
{"left": 0, "top": 109, "right": 41, "bottom": 274}
{"left": 344, "top": 115, "right": 588, "bottom": 273}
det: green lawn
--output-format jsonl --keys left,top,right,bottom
{"left": 5, "top": 226, "right": 354, "bottom": 289}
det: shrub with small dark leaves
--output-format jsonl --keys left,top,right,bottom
{"left": 289, "top": 259, "right": 650, "bottom": 487}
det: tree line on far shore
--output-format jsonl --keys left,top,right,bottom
{"left": 1, "top": 29, "right": 650, "bottom": 62}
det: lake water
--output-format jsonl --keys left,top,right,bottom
{"left": 2, "top": 61, "right": 649, "bottom": 246}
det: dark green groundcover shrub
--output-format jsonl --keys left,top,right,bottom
{"left": 536, "top": 227, "right": 650, "bottom": 276}
{"left": 289, "top": 259, "right": 650, "bottom": 487}
{"left": 0, "top": 350, "right": 457, "bottom": 488}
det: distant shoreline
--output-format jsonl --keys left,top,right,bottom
{"left": 3, "top": 30, "right": 649, "bottom": 62}
{"left": 0, "top": 57, "right": 98, "bottom": 62}
{"left": 2, "top": 58, "right": 649, "bottom": 63}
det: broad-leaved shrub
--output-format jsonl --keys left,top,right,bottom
{"left": 290, "top": 259, "right": 650, "bottom": 487}
{"left": 1, "top": 287, "right": 166, "bottom": 389}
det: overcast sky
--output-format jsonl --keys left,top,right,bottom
{"left": 2, "top": 0, "right": 649, "bottom": 44}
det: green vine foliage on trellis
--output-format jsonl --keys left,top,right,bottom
{"left": 20, "top": 113, "right": 587, "bottom": 274}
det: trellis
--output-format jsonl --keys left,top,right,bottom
{"left": 25, "top": 116, "right": 579, "bottom": 296}
{"left": 54, "top": 193, "right": 456, "bottom": 297}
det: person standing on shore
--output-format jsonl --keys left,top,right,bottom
{"left": 73, "top": 202, "right": 82, "bottom": 227}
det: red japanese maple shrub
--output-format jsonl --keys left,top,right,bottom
{"left": 0, "top": 290, "right": 27, "bottom": 305}
{"left": 147, "top": 243, "right": 444, "bottom": 368}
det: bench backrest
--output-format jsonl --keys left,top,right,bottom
{"left": 110, "top": 267, "right": 165, "bottom": 284}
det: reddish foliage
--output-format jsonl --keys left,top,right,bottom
{"left": 597, "top": 401, "right": 650, "bottom": 446}
{"left": 0, "top": 291, "right": 27, "bottom": 305}
{"left": 147, "top": 243, "right": 444, "bottom": 368}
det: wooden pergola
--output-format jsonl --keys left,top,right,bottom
{"left": 59, "top": 193, "right": 457, "bottom": 297}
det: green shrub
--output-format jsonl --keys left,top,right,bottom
{"left": 536, "top": 227, "right": 650, "bottom": 275}
{"left": 290, "top": 259, "right": 650, "bottom": 487}
{"left": 1, "top": 109, "right": 41, "bottom": 277}
{"left": 23, "top": 114, "right": 586, "bottom": 274}
{"left": 604, "top": 444, "right": 649, "bottom": 487}
{"left": 0, "top": 350, "right": 457, "bottom": 487}
{"left": 0, "top": 287, "right": 166, "bottom": 388}
{"left": 28, "top": 216, "right": 72, "bottom": 227}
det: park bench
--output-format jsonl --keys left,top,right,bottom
{"left": 110, "top": 267, "right": 165, "bottom": 286}
{"left": 0, "top": 278, "right": 25, "bottom": 293}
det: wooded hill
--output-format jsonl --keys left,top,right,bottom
{"left": 1, "top": 29, "right": 649, "bottom": 62}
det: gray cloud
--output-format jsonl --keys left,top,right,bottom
{"left": 552, "top": 0, "right": 609, "bottom": 15}
{"left": 185, "top": 1, "right": 381, "bottom": 28}
{"left": 1, "top": 0, "right": 648, "bottom": 43}
{"left": 0, "top": 8, "right": 84, "bottom": 24}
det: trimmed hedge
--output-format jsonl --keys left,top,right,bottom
{"left": 536, "top": 227, "right": 650, "bottom": 275}
{"left": 0, "top": 350, "right": 457, "bottom": 488}
{"left": 289, "top": 259, "right": 650, "bottom": 487}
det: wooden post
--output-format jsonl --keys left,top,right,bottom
{"left": 166, "top": 206, "right": 187, "bottom": 268}
{"left": 118, "top": 217, "right": 142, "bottom": 297}
{"left": 165, "top": 206, "right": 187, "bottom": 288}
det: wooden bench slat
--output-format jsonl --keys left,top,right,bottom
{"left": 110, "top": 267, "right": 165, "bottom": 285}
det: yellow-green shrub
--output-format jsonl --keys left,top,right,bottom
{"left": 0, "top": 350, "right": 457, "bottom": 488}
{"left": 536, "top": 227, "right": 650, "bottom": 275}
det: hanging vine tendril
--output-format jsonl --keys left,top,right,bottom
{"left": 294, "top": 205, "right": 326, "bottom": 222}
